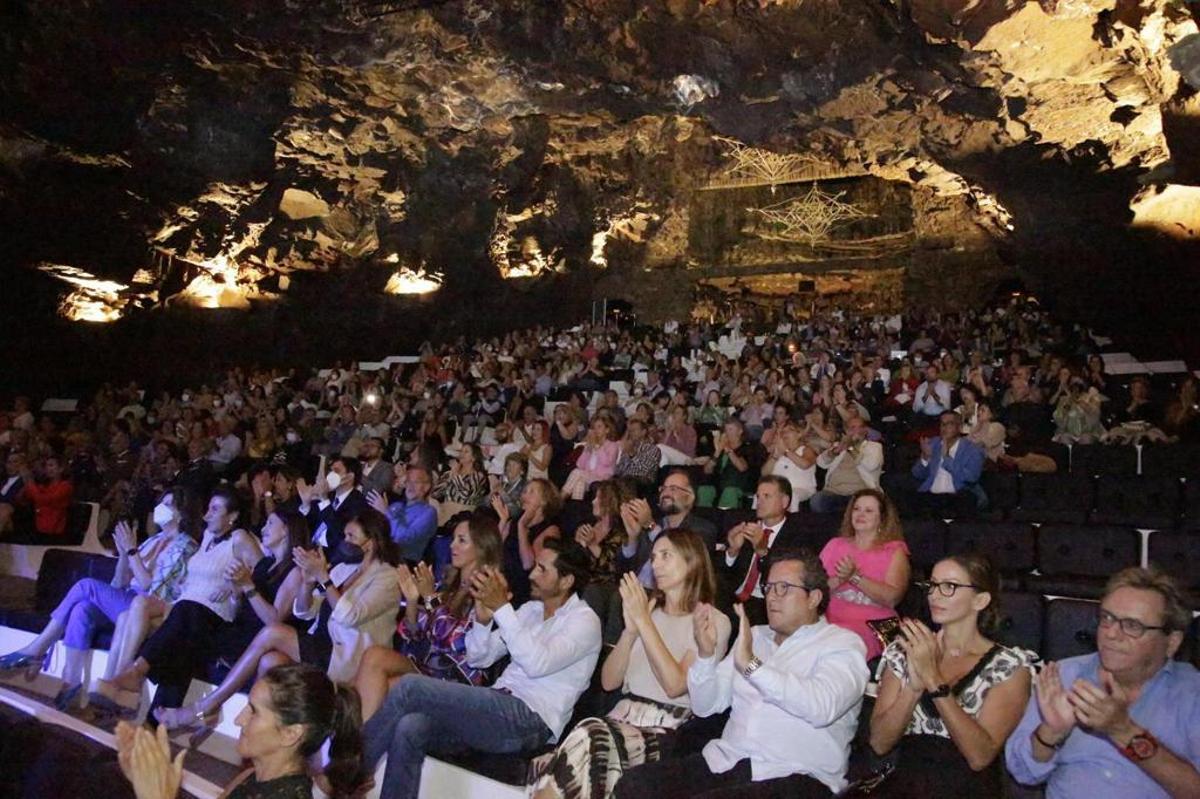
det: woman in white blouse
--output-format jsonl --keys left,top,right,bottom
{"left": 762, "top": 422, "right": 818, "bottom": 511}
{"left": 154, "top": 509, "right": 400, "bottom": 739}
{"left": 530, "top": 529, "right": 730, "bottom": 799}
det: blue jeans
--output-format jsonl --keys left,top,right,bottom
{"left": 809, "top": 490, "right": 851, "bottom": 515}
{"left": 49, "top": 578, "right": 136, "bottom": 649}
{"left": 363, "top": 675, "right": 552, "bottom": 799}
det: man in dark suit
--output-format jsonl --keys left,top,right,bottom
{"left": 619, "top": 467, "right": 719, "bottom": 587}
{"left": 358, "top": 437, "right": 395, "bottom": 496}
{"left": 298, "top": 455, "right": 368, "bottom": 562}
{"left": 722, "top": 475, "right": 822, "bottom": 625}
{"left": 175, "top": 438, "right": 217, "bottom": 499}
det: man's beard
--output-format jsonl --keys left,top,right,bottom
{"left": 659, "top": 497, "right": 679, "bottom": 515}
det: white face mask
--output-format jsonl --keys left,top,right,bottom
{"left": 286, "top": 431, "right": 300, "bottom": 444}
{"left": 326, "top": 471, "right": 343, "bottom": 491}
{"left": 152, "top": 503, "right": 176, "bottom": 528}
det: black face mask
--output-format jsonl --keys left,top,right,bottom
{"left": 337, "top": 541, "right": 365, "bottom": 564}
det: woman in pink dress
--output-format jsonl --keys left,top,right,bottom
{"left": 820, "top": 488, "right": 911, "bottom": 661}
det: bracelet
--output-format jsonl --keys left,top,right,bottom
{"left": 243, "top": 587, "right": 259, "bottom": 599}
{"left": 1034, "top": 728, "right": 1064, "bottom": 750}
{"left": 125, "top": 548, "right": 139, "bottom": 558}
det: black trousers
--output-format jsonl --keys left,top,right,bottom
{"left": 137, "top": 599, "right": 225, "bottom": 711}
{"left": 614, "top": 754, "right": 832, "bottom": 799}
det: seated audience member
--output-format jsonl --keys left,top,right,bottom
{"left": 520, "top": 418, "right": 552, "bottom": 480}
{"left": 433, "top": 443, "right": 489, "bottom": 510}
{"left": 862, "top": 554, "right": 1035, "bottom": 795}
{"left": 615, "top": 548, "right": 869, "bottom": 799}
{"left": 549, "top": 404, "right": 582, "bottom": 486}
{"left": 368, "top": 464, "right": 437, "bottom": 563}
{"left": 573, "top": 482, "right": 633, "bottom": 607}
{"left": 1006, "top": 567, "right": 1200, "bottom": 798}
{"left": 495, "top": 451, "right": 527, "bottom": 519}
{"left": 725, "top": 476, "right": 814, "bottom": 624}
{"left": 154, "top": 510, "right": 400, "bottom": 733}
{"left": 95, "top": 488, "right": 264, "bottom": 715}
{"left": 532, "top": 531, "right": 732, "bottom": 799}
{"left": 967, "top": 401, "right": 1007, "bottom": 465}
{"left": 1162, "top": 376, "right": 1200, "bottom": 443}
{"left": 620, "top": 468, "right": 719, "bottom": 586}
{"left": 16, "top": 453, "right": 74, "bottom": 537}
{"left": 362, "top": 539, "right": 602, "bottom": 799}
{"left": 298, "top": 456, "right": 369, "bottom": 559}
{"left": 562, "top": 416, "right": 621, "bottom": 500}
{"left": 700, "top": 419, "right": 764, "bottom": 510}
{"left": 614, "top": 418, "right": 661, "bottom": 486}
{"left": 1107, "top": 375, "right": 1170, "bottom": 444}
{"left": 0, "top": 489, "right": 199, "bottom": 710}
{"left": 1052, "top": 381, "right": 1107, "bottom": 445}
{"left": 0, "top": 451, "right": 27, "bottom": 534}
{"left": 912, "top": 365, "right": 952, "bottom": 425}
{"left": 359, "top": 436, "right": 395, "bottom": 496}
{"left": 811, "top": 415, "right": 883, "bottom": 515}
{"left": 763, "top": 422, "right": 817, "bottom": 512}
{"left": 885, "top": 362, "right": 920, "bottom": 418}
{"left": 154, "top": 509, "right": 310, "bottom": 732}
{"left": 209, "top": 417, "right": 243, "bottom": 471}
{"left": 659, "top": 404, "right": 697, "bottom": 460}
{"left": 820, "top": 488, "right": 910, "bottom": 662}
{"left": 695, "top": 389, "right": 729, "bottom": 428}
{"left": 954, "top": 385, "right": 983, "bottom": 435}
{"left": 116, "top": 663, "right": 365, "bottom": 799}
{"left": 905, "top": 411, "right": 985, "bottom": 517}
{"left": 494, "top": 476, "right": 563, "bottom": 605}
{"left": 354, "top": 513, "right": 503, "bottom": 720}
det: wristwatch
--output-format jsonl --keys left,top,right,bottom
{"left": 927, "top": 683, "right": 952, "bottom": 699}
{"left": 124, "top": 548, "right": 139, "bottom": 558}
{"left": 742, "top": 656, "right": 764, "bottom": 679}
{"left": 316, "top": 579, "right": 332, "bottom": 594}
{"left": 1122, "top": 730, "right": 1159, "bottom": 762}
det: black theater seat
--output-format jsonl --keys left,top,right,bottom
{"left": 1181, "top": 481, "right": 1200, "bottom": 531}
{"left": 1140, "top": 443, "right": 1200, "bottom": 478}
{"left": 0, "top": 550, "right": 118, "bottom": 651}
{"left": 1147, "top": 530, "right": 1200, "bottom": 609}
{"left": 1090, "top": 475, "right": 1181, "bottom": 529}
{"left": 1027, "top": 525, "right": 1140, "bottom": 600}
{"left": 979, "top": 471, "right": 1019, "bottom": 520}
{"left": 903, "top": 519, "right": 947, "bottom": 576}
{"left": 1011, "top": 473, "right": 1093, "bottom": 525}
{"left": 1070, "top": 444, "right": 1137, "bottom": 477}
{"left": 946, "top": 520, "right": 1035, "bottom": 590}
{"left": 993, "top": 592, "right": 1044, "bottom": 654}
{"left": 1042, "top": 597, "right": 1099, "bottom": 661}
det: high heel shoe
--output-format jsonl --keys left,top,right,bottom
{"left": 154, "top": 705, "right": 220, "bottom": 748}
{"left": 0, "top": 650, "right": 48, "bottom": 680}
{"left": 53, "top": 683, "right": 84, "bottom": 712}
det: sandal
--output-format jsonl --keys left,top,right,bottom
{"left": 0, "top": 650, "right": 49, "bottom": 681}
{"left": 90, "top": 679, "right": 141, "bottom": 718}
{"left": 154, "top": 706, "right": 221, "bottom": 748}
{"left": 53, "top": 683, "right": 84, "bottom": 712}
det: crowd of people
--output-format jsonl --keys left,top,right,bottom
{"left": 0, "top": 294, "right": 1197, "bottom": 799}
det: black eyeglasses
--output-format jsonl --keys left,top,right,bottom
{"left": 1097, "top": 609, "right": 1170, "bottom": 639}
{"left": 762, "top": 581, "right": 809, "bottom": 598}
{"left": 916, "top": 580, "right": 981, "bottom": 597}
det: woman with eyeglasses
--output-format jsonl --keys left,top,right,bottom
{"left": 857, "top": 553, "right": 1035, "bottom": 796}
{"left": 820, "top": 488, "right": 911, "bottom": 662}
{"left": 529, "top": 529, "right": 729, "bottom": 799}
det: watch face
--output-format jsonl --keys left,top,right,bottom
{"left": 1129, "top": 736, "right": 1157, "bottom": 760}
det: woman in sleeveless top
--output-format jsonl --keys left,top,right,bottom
{"left": 95, "top": 488, "right": 262, "bottom": 715}
{"left": 494, "top": 478, "right": 562, "bottom": 606}
{"left": 154, "top": 509, "right": 311, "bottom": 735}
{"left": 153, "top": 509, "right": 399, "bottom": 742}
{"left": 850, "top": 554, "right": 1035, "bottom": 797}
{"left": 530, "top": 530, "right": 730, "bottom": 799}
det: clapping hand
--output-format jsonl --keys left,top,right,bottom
{"left": 742, "top": 522, "right": 767, "bottom": 555}
{"left": 898, "top": 619, "right": 943, "bottom": 692}
{"left": 618, "top": 572, "right": 656, "bottom": 635}
{"left": 296, "top": 477, "right": 315, "bottom": 506}
{"left": 732, "top": 603, "right": 754, "bottom": 673}
{"left": 575, "top": 523, "right": 595, "bottom": 549}
{"left": 366, "top": 489, "right": 388, "bottom": 515}
{"left": 293, "top": 546, "right": 330, "bottom": 584}
{"left": 1067, "top": 669, "right": 1135, "bottom": 740}
{"left": 114, "top": 520, "right": 138, "bottom": 555}
{"left": 222, "top": 560, "right": 254, "bottom": 593}
{"left": 834, "top": 554, "right": 858, "bottom": 584}
{"left": 413, "top": 561, "right": 436, "bottom": 597}
{"left": 116, "top": 721, "right": 185, "bottom": 799}
{"left": 469, "top": 566, "right": 511, "bottom": 623}
{"left": 396, "top": 564, "right": 421, "bottom": 604}
{"left": 1034, "top": 661, "right": 1077, "bottom": 742}
{"left": 693, "top": 602, "right": 719, "bottom": 659}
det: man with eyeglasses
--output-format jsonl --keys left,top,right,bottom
{"left": 1006, "top": 567, "right": 1200, "bottom": 798}
{"left": 619, "top": 467, "right": 718, "bottom": 587}
{"left": 615, "top": 548, "right": 868, "bottom": 798}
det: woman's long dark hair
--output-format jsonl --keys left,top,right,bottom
{"left": 443, "top": 511, "right": 503, "bottom": 617}
{"left": 164, "top": 485, "right": 204, "bottom": 542}
{"left": 266, "top": 509, "right": 311, "bottom": 581}
{"left": 349, "top": 508, "right": 400, "bottom": 566}
{"left": 261, "top": 663, "right": 365, "bottom": 798}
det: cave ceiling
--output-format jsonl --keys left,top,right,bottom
{"left": 2, "top": 0, "right": 1199, "bottom": 326}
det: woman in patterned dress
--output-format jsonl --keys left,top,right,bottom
{"left": 353, "top": 511, "right": 503, "bottom": 720}
{"left": 530, "top": 528, "right": 730, "bottom": 799}
{"left": 860, "top": 553, "right": 1036, "bottom": 796}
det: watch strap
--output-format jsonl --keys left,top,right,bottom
{"left": 928, "top": 682, "right": 952, "bottom": 698}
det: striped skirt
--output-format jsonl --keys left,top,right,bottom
{"left": 528, "top": 696, "right": 692, "bottom": 799}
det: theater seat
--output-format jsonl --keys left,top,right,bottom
{"left": 1011, "top": 473, "right": 1093, "bottom": 525}
{"left": 1027, "top": 525, "right": 1139, "bottom": 599}
{"left": 1147, "top": 530, "right": 1200, "bottom": 609}
{"left": 978, "top": 471, "right": 1019, "bottom": 520}
{"left": 1140, "top": 443, "right": 1200, "bottom": 478}
{"left": 1089, "top": 475, "right": 1181, "bottom": 529}
{"left": 1181, "top": 481, "right": 1200, "bottom": 531}
{"left": 903, "top": 519, "right": 946, "bottom": 576}
{"left": 1070, "top": 444, "right": 1137, "bottom": 477}
{"left": 1042, "top": 597, "right": 1099, "bottom": 661}
{"left": 945, "top": 520, "right": 1035, "bottom": 590}
{"left": 993, "top": 592, "right": 1044, "bottom": 654}
{"left": 0, "top": 550, "right": 117, "bottom": 633}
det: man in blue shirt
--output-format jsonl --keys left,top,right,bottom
{"left": 368, "top": 464, "right": 438, "bottom": 562}
{"left": 1006, "top": 567, "right": 1200, "bottom": 798}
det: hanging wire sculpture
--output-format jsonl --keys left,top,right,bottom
{"left": 747, "top": 183, "right": 872, "bottom": 245}
{"left": 706, "top": 136, "right": 831, "bottom": 192}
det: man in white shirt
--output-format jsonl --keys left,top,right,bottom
{"left": 912, "top": 364, "right": 952, "bottom": 424}
{"left": 362, "top": 539, "right": 602, "bottom": 799}
{"left": 207, "top": 417, "right": 243, "bottom": 470}
{"left": 810, "top": 415, "right": 883, "bottom": 514}
{"left": 615, "top": 548, "right": 869, "bottom": 798}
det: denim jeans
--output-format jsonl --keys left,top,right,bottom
{"left": 363, "top": 674, "right": 552, "bottom": 799}
{"left": 49, "top": 578, "right": 137, "bottom": 649}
